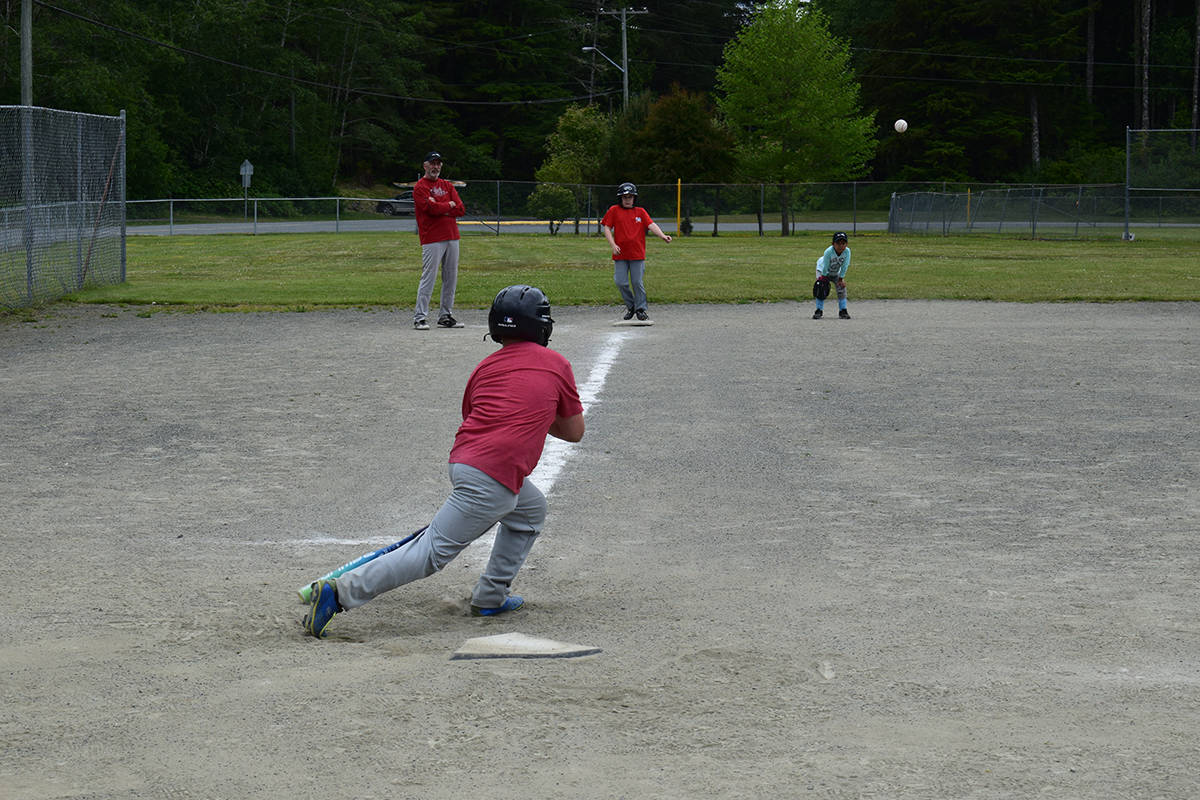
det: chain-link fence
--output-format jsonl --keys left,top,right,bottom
{"left": 127, "top": 181, "right": 1000, "bottom": 237}
{"left": 1, "top": 106, "right": 126, "bottom": 309}
{"left": 887, "top": 185, "right": 1134, "bottom": 237}
{"left": 1124, "top": 127, "right": 1200, "bottom": 239}
{"left": 125, "top": 178, "right": 1200, "bottom": 239}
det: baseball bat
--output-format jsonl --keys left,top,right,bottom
{"left": 297, "top": 525, "right": 429, "bottom": 604}
{"left": 393, "top": 180, "right": 467, "bottom": 188}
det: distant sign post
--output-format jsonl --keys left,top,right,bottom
{"left": 240, "top": 159, "right": 253, "bottom": 217}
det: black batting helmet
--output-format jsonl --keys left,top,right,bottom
{"left": 832, "top": 231, "right": 848, "bottom": 244}
{"left": 488, "top": 285, "right": 554, "bottom": 346}
{"left": 617, "top": 182, "right": 638, "bottom": 198}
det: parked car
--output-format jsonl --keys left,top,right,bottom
{"left": 376, "top": 191, "right": 415, "bottom": 215}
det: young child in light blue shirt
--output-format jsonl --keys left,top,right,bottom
{"left": 814, "top": 231, "right": 851, "bottom": 319}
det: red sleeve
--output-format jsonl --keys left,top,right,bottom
{"left": 447, "top": 185, "right": 466, "bottom": 218}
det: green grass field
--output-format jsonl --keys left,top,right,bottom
{"left": 58, "top": 230, "right": 1200, "bottom": 311}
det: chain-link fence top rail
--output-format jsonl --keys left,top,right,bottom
{"left": 123, "top": 180, "right": 1200, "bottom": 239}
{"left": 1, "top": 106, "right": 126, "bottom": 309}
{"left": 129, "top": 181, "right": 1087, "bottom": 235}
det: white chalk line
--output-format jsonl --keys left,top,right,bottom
{"left": 265, "top": 330, "right": 629, "bottom": 556}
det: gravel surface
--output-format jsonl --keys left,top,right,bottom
{"left": 3, "top": 300, "right": 1198, "bottom": 799}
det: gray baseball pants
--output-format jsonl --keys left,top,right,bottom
{"left": 414, "top": 239, "right": 459, "bottom": 322}
{"left": 613, "top": 259, "right": 647, "bottom": 311}
{"left": 334, "top": 463, "right": 545, "bottom": 610}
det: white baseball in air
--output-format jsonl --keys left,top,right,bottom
{"left": 894, "top": 119, "right": 908, "bottom": 133}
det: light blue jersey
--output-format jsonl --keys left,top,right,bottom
{"left": 817, "top": 245, "right": 850, "bottom": 279}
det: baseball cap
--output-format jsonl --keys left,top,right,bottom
{"left": 423, "top": 151, "right": 443, "bottom": 163}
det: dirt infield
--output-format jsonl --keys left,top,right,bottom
{"left": 3, "top": 300, "right": 1198, "bottom": 799}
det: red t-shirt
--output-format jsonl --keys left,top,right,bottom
{"left": 601, "top": 204, "right": 653, "bottom": 261}
{"left": 413, "top": 177, "right": 465, "bottom": 244}
{"left": 449, "top": 341, "right": 583, "bottom": 494}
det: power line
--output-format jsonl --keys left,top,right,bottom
{"left": 852, "top": 45, "right": 1200, "bottom": 72}
{"left": 31, "top": 1, "right": 613, "bottom": 107}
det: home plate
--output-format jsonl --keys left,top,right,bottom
{"left": 450, "top": 632, "right": 601, "bottom": 660}
{"left": 612, "top": 318, "right": 653, "bottom": 327}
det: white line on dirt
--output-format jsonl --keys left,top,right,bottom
{"left": 271, "top": 331, "right": 628, "bottom": 557}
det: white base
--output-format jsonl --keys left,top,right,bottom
{"left": 451, "top": 632, "right": 602, "bottom": 660}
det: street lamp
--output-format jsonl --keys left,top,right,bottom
{"left": 582, "top": 45, "right": 627, "bottom": 109}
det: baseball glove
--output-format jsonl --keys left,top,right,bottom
{"left": 813, "top": 276, "right": 831, "bottom": 300}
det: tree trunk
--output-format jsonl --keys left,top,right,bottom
{"left": 331, "top": 24, "right": 361, "bottom": 189}
{"left": 1141, "top": 0, "right": 1152, "bottom": 130}
{"left": 779, "top": 184, "right": 790, "bottom": 236}
{"left": 1030, "top": 91, "right": 1040, "bottom": 170}
{"left": 1192, "top": 0, "right": 1199, "bottom": 149}
{"left": 1086, "top": 2, "right": 1095, "bottom": 103}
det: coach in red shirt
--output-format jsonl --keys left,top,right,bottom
{"left": 412, "top": 151, "right": 466, "bottom": 330}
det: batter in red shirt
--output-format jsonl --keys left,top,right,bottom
{"left": 302, "top": 286, "right": 584, "bottom": 637}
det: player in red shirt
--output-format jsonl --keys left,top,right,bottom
{"left": 303, "top": 286, "right": 584, "bottom": 637}
{"left": 601, "top": 182, "right": 672, "bottom": 321}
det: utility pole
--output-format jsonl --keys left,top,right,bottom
{"left": 21, "top": 0, "right": 34, "bottom": 304}
{"left": 600, "top": 7, "right": 647, "bottom": 108}
{"left": 22, "top": 0, "right": 33, "bottom": 105}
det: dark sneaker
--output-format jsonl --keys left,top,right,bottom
{"left": 635, "top": 309, "right": 649, "bottom": 321}
{"left": 623, "top": 308, "right": 635, "bottom": 320}
{"left": 437, "top": 315, "right": 464, "bottom": 328}
{"left": 302, "top": 579, "right": 342, "bottom": 638}
{"left": 470, "top": 595, "right": 525, "bottom": 617}
{"left": 839, "top": 308, "right": 851, "bottom": 319}
{"left": 414, "top": 318, "right": 430, "bottom": 330}
{"left": 812, "top": 309, "right": 823, "bottom": 319}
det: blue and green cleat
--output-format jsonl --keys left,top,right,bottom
{"left": 470, "top": 595, "right": 525, "bottom": 617}
{"left": 302, "top": 579, "right": 342, "bottom": 638}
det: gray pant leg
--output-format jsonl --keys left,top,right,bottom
{"left": 335, "top": 463, "right": 522, "bottom": 609}
{"left": 414, "top": 241, "right": 444, "bottom": 321}
{"left": 471, "top": 478, "right": 546, "bottom": 608}
{"left": 437, "top": 240, "right": 459, "bottom": 319}
{"left": 613, "top": 260, "right": 636, "bottom": 310}
{"left": 626, "top": 259, "right": 647, "bottom": 310}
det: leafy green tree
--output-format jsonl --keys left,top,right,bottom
{"left": 630, "top": 86, "right": 736, "bottom": 183}
{"left": 534, "top": 103, "right": 612, "bottom": 185}
{"left": 716, "top": 1, "right": 875, "bottom": 233}
{"left": 526, "top": 183, "right": 577, "bottom": 233}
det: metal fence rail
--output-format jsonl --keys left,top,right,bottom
{"left": 886, "top": 184, "right": 1200, "bottom": 238}
{"left": 131, "top": 180, "right": 1192, "bottom": 238}
{"left": 122, "top": 180, "right": 1200, "bottom": 240}
{"left": 1, "top": 106, "right": 126, "bottom": 309}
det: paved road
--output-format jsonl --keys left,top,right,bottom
{"left": 126, "top": 218, "right": 890, "bottom": 236}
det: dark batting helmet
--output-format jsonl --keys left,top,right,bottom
{"left": 617, "top": 182, "right": 638, "bottom": 198}
{"left": 488, "top": 285, "right": 554, "bottom": 346}
{"left": 832, "top": 231, "right": 848, "bottom": 244}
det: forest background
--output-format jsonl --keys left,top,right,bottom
{"left": 2, "top": 0, "right": 1197, "bottom": 200}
